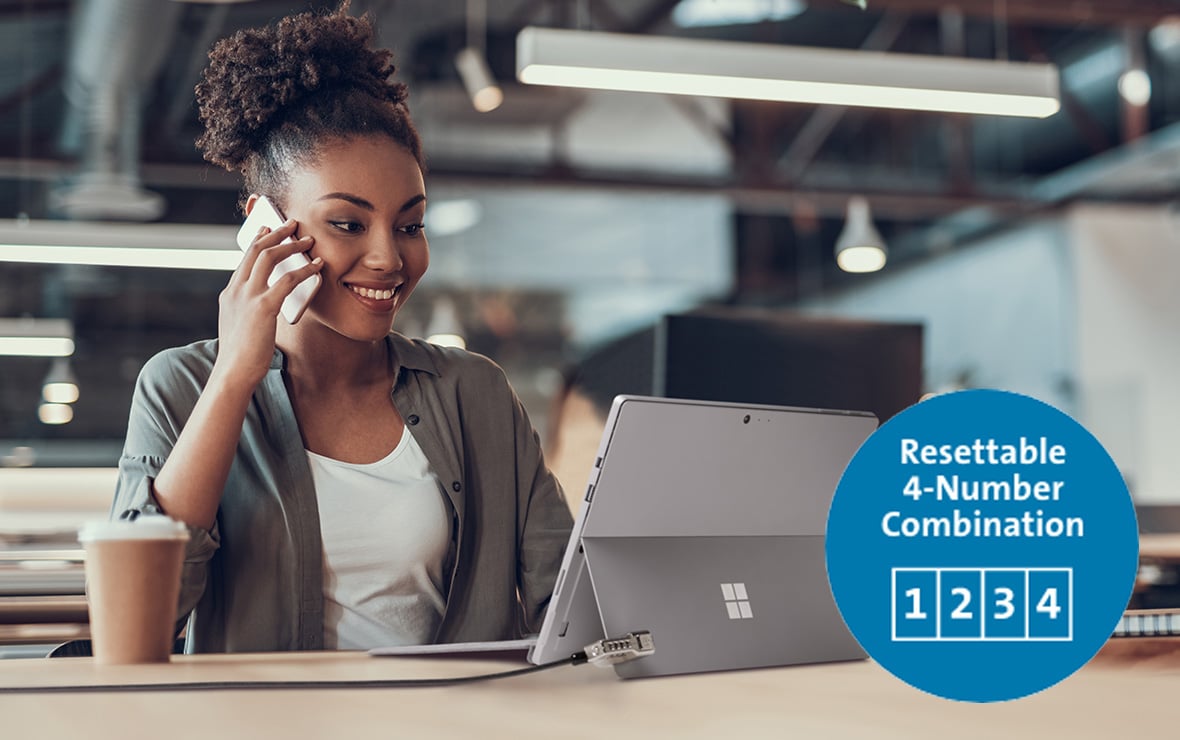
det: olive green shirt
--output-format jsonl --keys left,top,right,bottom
{"left": 112, "top": 333, "right": 574, "bottom": 653}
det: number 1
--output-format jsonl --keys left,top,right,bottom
{"left": 904, "top": 588, "right": 927, "bottom": 620}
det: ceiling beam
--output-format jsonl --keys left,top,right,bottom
{"left": 777, "top": 11, "right": 909, "bottom": 182}
{"left": 629, "top": 0, "right": 681, "bottom": 33}
{"left": 0, "top": 1, "right": 69, "bottom": 17}
{"left": 814, "top": 0, "right": 1180, "bottom": 27}
{"left": 422, "top": 165, "right": 1038, "bottom": 219}
{"left": 0, "top": 154, "right": 1039, "bottom": 219}
{"left": 1012, "top": 26, "right": 1113, "bottom": 155}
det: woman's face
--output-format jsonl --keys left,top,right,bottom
{"left": 259, "top": 134, "right": 429, "bottom": 343}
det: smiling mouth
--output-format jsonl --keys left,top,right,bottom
{"left": 347, "top": 284, "right": 400, "bottom": 301}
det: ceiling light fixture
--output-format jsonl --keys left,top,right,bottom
{"left": 834, "top": 197, "right": 887, "bottom": 273}
{"left": 456, "top": 0, "right": 502, "bottom": 113}
{"left": 38, "top": 402, "right": 74, "bottom": 425}
{"left": 672, "top": 0, "right": 807, "bottom": 28}
{"left": 0, "top": 243, "right": 240, "bottom": 270}
{"left": 0, "top": 318, "right": 75, "bottom": 357}
{"left": 1118, "top": 68, "right": 1152, "bottom": 106}
{"left": 456, "top": 48, "right": 504, "bottom": 113}
{"left": 516, "top": 27, "right": 1060, "bottom": 118}
{"left": 42, "top": 358, "right": 80, "bottom": 404}
{"left": 0, "top": 219, "right": 240, "bottom": 271}
{"left": 425, "top": 199, "right": 483, "bottom": 237}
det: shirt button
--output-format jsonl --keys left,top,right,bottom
{"left": 407, "top": 414, "right": 420, "bottom": 426}
{"left": 452, "top": 481, "right": 462, "bottom": 492}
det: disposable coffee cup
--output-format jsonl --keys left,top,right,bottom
{"left": 78, "top": 515, "right": 189, "bottom": 665}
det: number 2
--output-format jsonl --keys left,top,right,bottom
{"left": 950, "top": 587, "right": 973, "bottom": 619}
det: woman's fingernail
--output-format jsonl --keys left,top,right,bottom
{"left": 312, "top": 257, "right": 323, "bottom": 265}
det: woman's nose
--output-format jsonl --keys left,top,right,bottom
{"left": 364, "top": 232, "right": 404, "bottom": 272}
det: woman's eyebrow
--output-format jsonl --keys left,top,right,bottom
{"left": 315, "top": 192, "right": 426, "bottom": 213}
{"left": 317, "top": 192, "right": 375, "bottom": 210}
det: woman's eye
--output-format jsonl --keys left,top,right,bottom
{"left": 401, "top": 223, "right": 425, "bottom": 237}
{"left": 329, "top": 221, "right": 364, "bottom": 234}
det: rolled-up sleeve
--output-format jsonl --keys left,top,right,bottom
{"left": 507, "top": 375, "right": 574, "bottom": 633}
{"left": 111, "top": 349, "right": 222, "bottom": 632}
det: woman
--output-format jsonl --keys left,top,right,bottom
{"left": 112, "top": 5, "right": 573, "bottom": 653}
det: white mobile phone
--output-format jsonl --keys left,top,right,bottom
{"left": 235, "top": 196, "right": 321, "bottom": 324}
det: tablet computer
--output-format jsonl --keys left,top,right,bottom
{"left": 528, "top": 395, "right": 877, "bottom": 678}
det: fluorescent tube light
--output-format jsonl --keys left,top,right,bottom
{"left": 0, "top": 337, "right": 75, "bottom": 357}
{"left": 672, "top": 0, "right": 806, "bottom": 27}
{"left": 0, "top": 219, "right": 241, "bottom": 271}
{"left": 0, "top": 243, "right": 240, "bottom": 270}
{"left": 517, "top": 27, "right": 1060, "bottom": 118}
{"left": 0, "top": 318, "right": 75, "bottom": 357}
{"left": 0, "top": 244, "right": 239, "bottom": 270}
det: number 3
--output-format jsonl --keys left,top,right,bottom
{"left": 993, "top": 587, "right": 1015, "bottom": 620}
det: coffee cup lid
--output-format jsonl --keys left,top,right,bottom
{"left": 78, "top": 515, "right": 190, "bottom": 543}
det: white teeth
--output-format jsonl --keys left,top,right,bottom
{"left": 350, "top": 285, "right": 397, "bottom": 301}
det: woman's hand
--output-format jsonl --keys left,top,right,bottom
{"left": 214, "top": 219, "right": 323, "bottom": 388}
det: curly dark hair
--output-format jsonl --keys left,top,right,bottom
{"left": 194, "top": 3, "right": 424, "bottom": 213}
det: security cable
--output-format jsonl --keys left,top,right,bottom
{"left": 0, "top": 631, "right": 653, "bottom": 694}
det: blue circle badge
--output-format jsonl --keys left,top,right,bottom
{"left": 825, "top": 389, "right": 1138, "bottom": 702}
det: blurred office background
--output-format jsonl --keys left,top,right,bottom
{"left": 2, "top": 0, "right": 1180, "bottom": 653}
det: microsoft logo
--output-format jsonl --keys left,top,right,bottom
{"left": 721, "top": 582, "right": 753, "bottom": 620}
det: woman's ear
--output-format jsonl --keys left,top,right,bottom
{"left": 244, "top": 193, "right": 261, "bottom": 217}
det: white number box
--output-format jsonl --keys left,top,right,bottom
{"left": 891, "top": 567, "right": 1073, "bottom": 642}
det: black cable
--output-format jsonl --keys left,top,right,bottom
{"left": 0, "top": 652, "right": 588, "bottom": 694}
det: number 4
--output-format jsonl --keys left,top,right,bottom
{"left": 1036, "top": 588, "right": 1061, "bottom": 619}
{"left": 903, "top": 476, "right": 923, "bottom": 501}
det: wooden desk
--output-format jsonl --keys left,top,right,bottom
{"left": 0, "top": 645, "right": 1176, "bottom": 740}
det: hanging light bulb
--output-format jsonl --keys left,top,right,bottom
{"left": 42, "top": 357, "right": 79, "bottom": 403}
{"left": 456, "top": 0, "right": 502, "bottom": 113}
{"left": 38, "top": 402, "right": 74, "bottom": 425}
{"left": 456, "top": 47, "right": 503, "bottom": 112}
{"left": 834, "top": 196, "right": 888, "bottom": 273}
{"left": 1118, "top": 68, "right": 1152, "bottom": 106}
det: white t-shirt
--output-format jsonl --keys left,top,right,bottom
{"left": 307, "top": 428, "right": 450, "bottom": 649}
